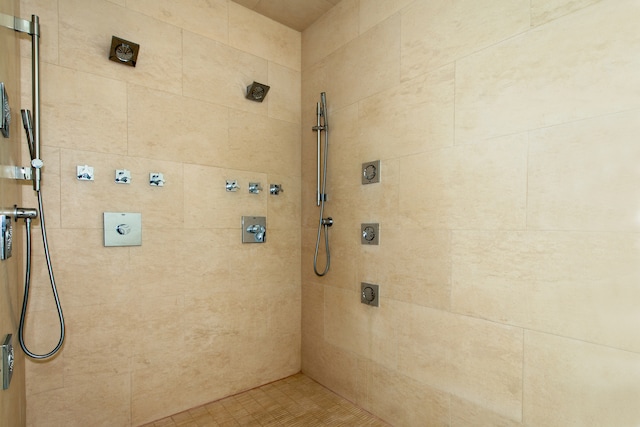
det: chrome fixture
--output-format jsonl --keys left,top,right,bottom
{"left": 362, "top": 160, "right": 380, "bottom": 185}
{"left": 269, "top": 184, "right": 283, "bottom": 195}
{"left": 248, "top": 182, "right": 262, "bottom": 194}
{"left": 361, "top": 283, "right": 379, "bottom": 307}
{"left": 313, "top": 92, "right": 332, "bottom": 276}
{"left": 361, "top": 223, "right": 379, "bottom": 245}
{"left": 226, "top": 180, "right": 239, "bottom": 192}
{"left": 109, "top": 36, "right": 140, "bottom": 67}
{"left": 1, "top": 13, "right": 65, "bottom": 359}
{"left": 242, "top": 216, "right": 266, "bottom": 243}
{"left": 149, "top": 173, "right": 165, "bottom": 186}
{"left": 1, "top": 82, "right": 10, "bottom": 138}
{"left": 1, "top": 334, "right": 14, "bottom": 390}
{"left": 246, "top": 81, "right": 270, "bottom": 102}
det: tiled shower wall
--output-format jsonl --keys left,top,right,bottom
{"left": 301, "top": 0, "right": 640, "bottom": 425}
{"left": 0, "top": 0, "right": 26, "bottom": 425}
{"left": 19, "top": 0, "right": 301, "bottom": 425}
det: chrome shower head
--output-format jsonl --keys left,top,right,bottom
{"left": 109, "top": 36, "right": 140, "bottom": 67}
{"left": 246, "top": 81, "right": 270, "bottom": 102}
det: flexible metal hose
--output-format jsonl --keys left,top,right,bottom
{"left": 18, "top": 189, "right": 65, "bottom": 359}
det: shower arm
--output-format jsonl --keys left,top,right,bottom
{"left": 0, "top": 14, "right": 42, "bottom": 190}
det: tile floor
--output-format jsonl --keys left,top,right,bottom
{"left": 141, "top": 373, "right": 390, "bottom": 427}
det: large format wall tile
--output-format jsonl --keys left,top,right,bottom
{"left": 401, "top": 0, "right": 529, "bottom": 80}
{"left": 126, "top": 0, "right": 228, "bottom": 43}
{"left": 39, "top": 63, "right": 127, "bottom": 154}
{"left": 229, "top": 1, "right": 300, "bottom": 71}
{"left": 399, "top": 133, "right": 528, "bottom": 230}
{"left": 452, "top": 230, "right": 640, "bottom": 353}
{"left": 128, "top": 84, "right": 229, "bottom": 167}
{"left": 527, "top": 109, "right": 640, "bottom": 232}
{"left": 524, "top": 331, "right": 640, "bottom": 426}
{"left": 358, "top": 64, "right": 455, "bottom": 160}
{"left": 397, "top": 303, "right": 523, "bottom": 420}
{"left": 455, "top": 0, "right": 640, "bottom": 143}
{"left": 316, "top": 14, "right": 400, "bottom": 110}
{"left": 531, "top": 0, "right": 601, "bottom": 26}
{"left": 302, "top": 0, "right": 358, "bottom": 71}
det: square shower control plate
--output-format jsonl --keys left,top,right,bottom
{"left": 104, "top": 212, "right": 142, "bottom": 247}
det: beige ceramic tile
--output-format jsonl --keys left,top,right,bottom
{"left": 358, "top": 63, "right": 455, "bottom": 160}
{"left": 27, "top": 373, "right": 130, "bottom": 426}
{"left": 302, "top": 341, "right": 366, "bottom": 405}
{"left": 266, "top": 173, "right": 301, "bottom": 230}
{"left": 25, "top": 355, "right": 63, "bottom": 397}
{"left": 524, "top": 331, "right": 640, "bottom": 426}
{"left": 455, "top": 0, "right": 640, "bottom": 143}
{"left": 401, "top": 0, "right": 530, "bottom": 81}
{"left": 267, "top": 62, "right": 301, "bottom": 124}
{"left": 531, "top": 0, "right": 601, "bottom": 26}
{"left": 20, "top": 0, "right": 59, "bottom": 65}
{"left": 366, "top": 362, "right": 450, "bottom": 427}
{"left": 126, "top": 0, "right": 228, "bottom": 43}
{"left": 58, "top": 0, "right": 183, "bottom": 94}
{"left": 301, "top": 280, "right": 324, "bottom": 339}
{"left": 314, "top": 14, "right": 400, "bottom": 111}
{"left": 397, "top": 303, "right": 523, "bottom": 420}
{"left": 375, "top": 228, "right": 451, "bottom": 311}
{"left": 451, "top": 396, "right": 523, "bottom": 427}
{"left": 359, "top": 0, "right": 414, "bottom": 34}
{"left": 227, "top": 109, "right": 300, "bottom": 176}
{"left": 228, "top": 1, "right": 301, "bottom": 71}
{"left": 527, "top": 109, "right": 640, "bottom": 232}
{"left": 399, "top": 133, "right": 528, "bottom": 230}
{"left": 37, "top": 63, "right": 127, "bottom": 154}
{"left": 451, "top": 230, "right": 640, "bottom": 353}
{"left": 302, "top": 0, "right": 358, "bottom": 71}
{"left": 183, "top": 164, "right": 267, "bottom": 229}
{"left": 324, "top": 285, "right": 370, "bottom": 357}
{"left": 183, "top": 31, "right": 268, "bottom": 115}
{"left": 128, "top": 84, "right": 229, "bottom": 167}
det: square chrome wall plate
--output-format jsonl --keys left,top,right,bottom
{"left": 362, "top": 160, "right": 380, "bottom": 184}
{"left": 361, "top": 283, "right": 379, "bottom": 307}
{"left": 104, "top": 212, "right": 142, "bottom": 247}
{"left": 242, "top": 216, "right": 266, "bottom": 243}
{"left": 361, "top": 223, "right": 379, "bottom": 245}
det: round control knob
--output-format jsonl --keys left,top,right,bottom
{"left": 363, "top": 226, "right": 375, "bottom": 241}
{"left": 31, "top": 158, "right": 44, "bottom": 169}
{"left": 362, "top": 286, "right": 376, "bottom": 303}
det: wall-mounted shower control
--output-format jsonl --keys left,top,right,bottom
{"left": 362, "top": 160, "right": 380, "bottom": 184}
{"left": 77, "top": 165, "right": 94, "bottom": 181}
{"left": 226, "top": 180, "right": 239, "bottom": 192}
{"left": 361, "top": 223, "right": 379, "bottom": 245}
{"left": 242, "top": 216, "right": 266, "bottom": 243}
{"left": 150, "top": 173, "right": 165, "bottom": 186}
{"left": 270, "top": 184, "right": 283, "bottom": 195}
{"left": 248, "top": 182, "right": 262, "bottom": 194}
{"left": 361, "top": 283, "right": 379, "bottom": 307}
{"left": 115, "top": 169, "right": 131, "bottom": 184}
{"left": 104, "top": 212, "right": 142, "bottom": 247}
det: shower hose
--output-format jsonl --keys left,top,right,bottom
{"left": 18, "top": 188, "right": 65, "bottom": 359}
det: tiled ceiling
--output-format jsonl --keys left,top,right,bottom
{"left": 232, "top": 0, "right": 341, "bottom": 31}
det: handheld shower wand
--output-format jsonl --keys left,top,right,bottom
{"left": 21, "top": 109, "right": 34, "bottom": 160}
